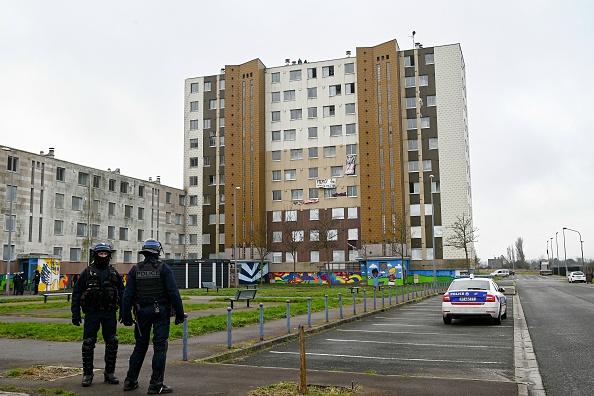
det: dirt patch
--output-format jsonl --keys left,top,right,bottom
{"left": 2, "top": 365, "right": 82, "bottom": 381}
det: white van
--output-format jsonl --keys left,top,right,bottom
{"left": 490, "top": 269, "right": 510, "bottom": 278}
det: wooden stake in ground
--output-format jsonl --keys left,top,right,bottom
{"left": 299, "top": 325, "right": 307, "bottom": 393}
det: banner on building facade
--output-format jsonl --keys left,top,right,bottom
{"left": 345, "top": 154, "right": 356, "bottom": 175}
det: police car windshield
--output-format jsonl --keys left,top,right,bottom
{"left": 450, "top": 280, "right": 489, "bottom": 291}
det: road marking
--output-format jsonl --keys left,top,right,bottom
{"left": 325, "top": 338, "right": 506, "bottom": 349}
{"left": 269, "top": 351, "right": 503, "bottom": 365}
{"left": 337, "top": 329, "right": 470, "bottom": 336}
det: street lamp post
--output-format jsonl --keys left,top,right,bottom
{"left": 562, "top": 228, "right": 568, "bottom": 275}
{"left": 233, "top": 186, "right": 241, "bottom": 287}
{"left": 564, "top": 227, "right": 584, "bottom": 269}
{"left": 550, "top": 237, "right": 553, "bottom": 270}
{"left": 551, "top": 231, "right": 560, "bottom": 275}
{"left": 3, "top": 147, "right": 14, "bottom": 296}
{"left": 546, "top": 240, "right": 550, "bottom": 262}
{"left": 429, "top": 175, "right": 436, "bottom": 287}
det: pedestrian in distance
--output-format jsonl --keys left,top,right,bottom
{"left": 71, "top": 240, "right": 124, "bottom": 387}
{"left": 120, "top": 238, "right": 186, "bottom": 394}
{"left": 33, "top": 269, "right": 40, "bottom": 295}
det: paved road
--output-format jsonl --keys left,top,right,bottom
{"left": 516, "top": 274, "right": 594, "bottom": 396}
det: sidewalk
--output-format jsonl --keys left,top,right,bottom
{"left": 0, "top": 290, "right": 518, "bottom": 395}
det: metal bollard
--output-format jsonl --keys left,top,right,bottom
{"left": 286, "top": 300, "right": 291, "bottom": 334}
{"left": 307, "top": 297, "right": 312, "bottom": 328}
{"left": 373, "top": 287, "right": 377, "bottom": 310}
{"left": 381, "top": 287, "right": 385, "bottom": 309}
{"left": 363, "top": 289, "right": 367, "bottom": 312}
{"left": 227, "top": 307, "right": 232, "bottom": 349}
{"left": 389, "top": 286, "right": 392, "bottom": 305}
{"left": 352, "top": 291, "right": 356, "bottom": 315}
{"left": 338, "top": 293, "right": 343, "bottom": 319}
{"left": 182, "top": 317, "right": 188, "bottom": 361}
{"left": 412, "top": 282, "right": 416, "bottom": 299}
{"left": 325, "top": 294, "right": 329, "bottom": 323}
{"left": 259, "top": 303, "right": 264, "bottom": 340}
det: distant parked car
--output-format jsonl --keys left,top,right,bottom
{"left": 490, "top": 269, "right": 509, "bottom": 278}
{"left": 568, "top": 271, "right": 586, "bottom": 283}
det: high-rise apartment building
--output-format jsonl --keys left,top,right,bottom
{"left": 183, "top": 38, "right": 474, "bottom": 272}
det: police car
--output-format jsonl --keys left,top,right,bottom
{"left": 567, "top": 271, "right": 586, "bottom": 283}
{"left": 442, "top": 275, "right": 507, "bottom": 325}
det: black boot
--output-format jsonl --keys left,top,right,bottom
{"left": 82, "top": 338, "right": 95, "bottom": 387}
{"left": 123, "top": 377, "right": 139, "bottom": 391}
{"left": 104, "top": 334, "right": 119, "bottom": 384}
{"left": 147, "top": 381, "right": 173, "bottom": 394}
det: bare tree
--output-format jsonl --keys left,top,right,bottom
{"left": 309, "top": 211, "right": 339, "bottom": 287}
{"left": 444, "top": 214, "right": 478, "bottom": 271}
{"left": 248, "top": 226, "right": 271, "bottom": 286}
{"left": 281, "top": 211, "right": 303, "bottom": 284}
{"left": 506, "top": 245, "right": 515, "bottom": 268}
{"left": 384, "top": 209, "right": 410, "bottom": 284}
{"left": 515, "top": 237, "right": 525, "bottom": 265}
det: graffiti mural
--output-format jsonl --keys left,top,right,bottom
{"left": 270, "top": 272, "right": 362, "bottom": 285}
{"left": 38, "top": 258, "right": 61, "bottom": 292}
{"left": 238, "top": 262, "right": 269, "bottom": 284}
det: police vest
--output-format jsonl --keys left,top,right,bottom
{"left": 134, "top": 261, "right": 166, "bottom": 305}
{"left": 80, "top": 265, "right": 120, "bottom": 312}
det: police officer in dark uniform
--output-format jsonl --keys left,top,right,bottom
{"left": 120, "top": 238, "right": 185, "bottom": 394}
{"left": 71, "top": 240, "right": 124, "bottom": 387}
{"left": 33, "top": 269, "right": 40, "bottom": 295}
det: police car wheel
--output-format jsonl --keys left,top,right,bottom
{"left": 443, "top": 316, "right": 452, "bottom": 325}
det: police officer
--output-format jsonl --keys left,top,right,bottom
{"left": 33, "top": 269, "right": 40, "bottom": 295}
{"left": 120, "top": 238, "right": 185, "bottom": 394}
{"left": 71, "top": 240, "right": 124, "bottom": 387}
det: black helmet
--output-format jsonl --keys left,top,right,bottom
{"left": 93, "top": 239, "right": 115, "bottom": 256}
{"left": 140, "top": 238, "right": 163, "bottom": 256}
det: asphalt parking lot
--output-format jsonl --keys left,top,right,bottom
{"left": 231, "top": 295, "right": 515, "bottom": 382}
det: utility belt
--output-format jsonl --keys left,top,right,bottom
{"left": 133, "top": 300, "right": 173, "bottom": 316}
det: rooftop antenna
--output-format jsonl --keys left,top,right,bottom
{"left": 410, "top": 31, "right": 416, "bottom": 49}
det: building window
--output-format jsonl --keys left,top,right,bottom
{"left": 208, "top": 175, "right": 216, "bottom": 185}
{"left": 190, "top": 138, "right": 199, "bottom": 148}
{"left": 54, "top": 220, "right": 63, "bottom": 235}
{"left": 271, "top": 72, "right": 280, "bottom": 83}
{"left": 308, "top": 127, "right": 318, "bottom": 139}
{"left": 204, "top": 81, "right": 212, "bottom": 91}
{"left": 55, "top": 193, "right": 64, "bottom": 209}
{"left": 289, "top": 70, "right": 302, "bottom": 81}
{"left": 347, "top": 186, "right": 357, "bottom": 197}
{"left": 189, "top": 214, "right": 198, "bottom": 225}
{"left": 322, "top": 66, "right": 335, "bottom": 77}
{"left": 307, "top": 68, "right": 317, "bottom": 78}
{"left": 284, "top": 129, "right": 296, "bottom": 141}
{"left": 331, "top": 166, "right": 343, "bottom": 177}
{"left": 309, "top": 209, "right": 319, "bottom": 220}
{"left": 209, "top": 136, "right": 216, "bottom": 147}
{"left": 347, "top": 207, "right": 358, "bottom": 219}
{"left": 308, "top": 147, "right": 318, "bottom": 158}
{"left": 125, "top": 205, "right": 133, "bottom": 218}
{"left": 190, "top": 101, "right": 199, "bottom": 111}
{"left": 272, "top": 150, "right": 281, "bottom": 161}
{"left": 345, "top": 123, "right": 356, "bottom": 135}
{"left": 271, "top": 91, "right": 280, "bottom": 102}
{"left": 427, "top": 95, "right": 436, "bottom": 107}
{"left": 290, "top": 149, "right": 303, "bottom": 160}
{"left": 408, "top": 139, "right": 418, "bottom": 151}
{"left": 421, "top": 117, "right": 430, "bottom": 129}
{"left": 190, "top": 120, "right": 199, "bottom": 130}
{"left": 203, "top": 119, "right": 211, "bottom": 129}
{"left": 272, "top": 130, "right": 281, "bottom": 141}
{"left": 78, "top": 172, "right": 89, "bottom": 186}
{"left": 330, "top": 125, "right": 342, "bottom": 137}
{"left": 423, "top": 160, "right": 432, "bottom": 172}
{"left": 345, "top": 82, "right": 355, "bottom": 94}
{"left": 190, "top": 83, "right": 199, "bottom": 93}
{"left": 70, "top": 248, "right": 81, "bottom": 262}
{"left": 122, "top": 251, "right": 132, "bottom": 263}
{"left": 425, "top": 53, "right": 435, "bottom": 65}
{"left": 329, "top": 85, "right": 341, "bottom": 96}
{"left": 419, "top": 75, "right": 429, "bottom": 86}
{"left": 219, "top": 79, "right": 225, "bottom": 90}
{"left": 309, "top": 188, "right": 318, "bottom": 199}
{"left": 345, "top": 103, "right": 356, "bottom": 114}
{"left": 404, "top": 56, "right": 414, "bottom": 67}
{"left": 108, "top": 202, "right": 116, "bottom": 216}
{"left": 76, "top": 222, "right": 88, "bottom": 237}
{"left": 308, "top": 107, "right": 317, "bottom": 118}
{"left": 272, "top": 190, "right": 281, "bottom": 201}
{"left": 308, "top": 168, "right": 318, "bottom": 179}
{"left": 190, "top": 157, "right": 199, "bottom": 167}
{"left": 323, "top": 105, "right": 335, "bottom": 117}
{"left": 405, "top": 76, "right": 415, "bottom": 88}
{"left": 272, "top": 210, "right": 282, "bottom": 222}
{"left": 119, "top": 227, "right": 128, "bottom": 241}
{"left": 92, "top": 224, "right": 100, "bottom": 238}
{"left": 138, "top": 207, "right": 144, "bottom": 220}
{"left": 189, "top": 176, "right": 198, "bottom": 186}
{"left": 284, "top": 90, "right": 296, "bottom": 101}
{"left": 272, "top": 170, "right": 281, "bottom": 181}
{"left": 209, "top": 99, "right": 217, "bottom": 110}
{"left": 346, "top": 144, "right": 357, "bottom": 155}
{"left": 272, "top": 231, "right": 282, "bottom": 243}
{"left": 71, "top": 196, "right": 83, "bottom": 211}
{"left": 178, "top": 234, "right": 186, "bottom": 244}
{"left": 407, "top": 119, "right": 417, "bottom": 130}
{"left": 406, "top": 97, "right": 416, "bottom": 109}
{"left": 344, "top": 63, "right": 355, "bottom": 74}
{"left": 408, "top": 161, "right": 419, "bottom": 172}
{"left": 284, "top": 169, "right": 297, "bottom": 180}
{"left": 323, "top": 146, "right": 336, "bottom": 157}
{"left": 307, "top": 87, "right": 317, "bottom": 98}
{"left": 285, "top": 210, "right": 297, "bottom": 222}
{"left": 108, "top": 226, "right": 115, "bottom": 239}
{"left": 272, "top": 111, "right": 280, "bottom": 122}
{"left": 56, "top": 167, "right": 65, "bottom": 181}
{"left": 120, "top": 181, "right": 129, "bottom": 194}
{"left": 290, "top": 109, "right": 302, "bottom": 120}
{"left": 291, "top": 189, "right": 303, "bottom": 201}
{"left": 429, "top": 138, "right": 438, "bottom": 149}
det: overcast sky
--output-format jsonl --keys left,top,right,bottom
{"left": 1, "top": 0, "right": 592, "bottom": 263}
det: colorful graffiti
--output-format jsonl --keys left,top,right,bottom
{"left": 270, "top": 272, "right": 362, "bottom": 285}
{"left": 238, "top": 262, "right": 269, "bottom": 284}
